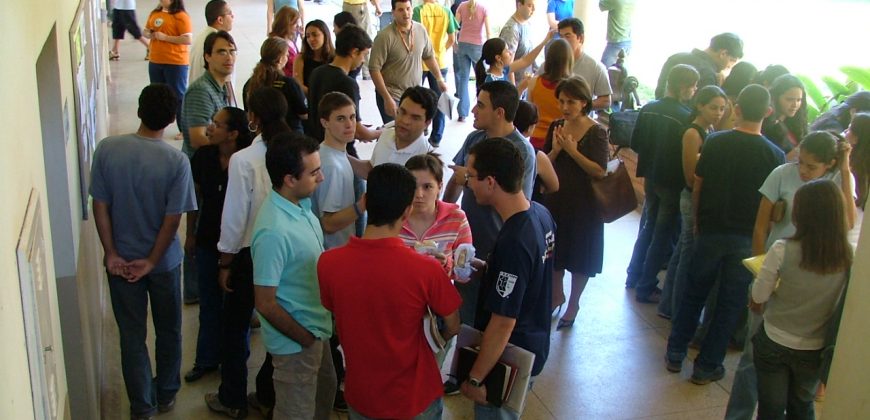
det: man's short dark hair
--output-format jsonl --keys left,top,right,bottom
{"left": 204, "top": 0, "right": 228, "bottom": 26}
{"left": 203, "top": 30, "right": 235, "bottom": 69}
{"left": 335, "top": 24, "right": 373, "bottom": 57}
{"left": 138, "top": 84, "right": 177, "bottom": 130}
{"left": 366, "top": 163, "right": 416, "bottom": 227}
{"left": 480, "top": 81, "right": 519, "bottom": 122}
{"left": 334, "top": 11, "right": 357, "bottom": 29}
{"left": 557, "top": 18, "right": 585, "bottom": 37}
{"left": 265, "top": 132, "right": 320, "bottom": 190}
{"left": 391, "top": 0, "right": 411, "bottom": 10}
{"left": 400, "top": 86, "right": 438, "bottom": 121}
{"left": 469, "top": 138, "right": 524, "bottom": 194}
{"left": 667, "top": 64, "right": 700, "bottom": 96}
{"left": 736, "top": 84, "right": 771, "bottom": 122}
{"left": 319, "top": 92, "right": 355, "bottom": 120}
{"left": 710, "top": 32, "right": 743, "bottom": 59}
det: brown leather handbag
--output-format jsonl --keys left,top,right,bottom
{"left": 591, "top": 149, "right": 638, "bottom": 223}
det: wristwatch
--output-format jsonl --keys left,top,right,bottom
{"left": 467, "top": 377, "right": 484, "bottom": 388}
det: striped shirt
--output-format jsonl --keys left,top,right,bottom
{"left": 400, "top": 201, "right": 472, "bottom": 280}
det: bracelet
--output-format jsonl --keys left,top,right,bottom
{"left": 353, "top": 202, "right": 363, "bottom": 218}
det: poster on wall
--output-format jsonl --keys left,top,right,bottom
{"left": 69, "top": 0, "right": 98, "bottom": 220}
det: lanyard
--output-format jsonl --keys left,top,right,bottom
{"left": 394, "top": 22, "right": 414, "bottom": 54}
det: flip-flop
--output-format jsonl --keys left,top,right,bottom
{"left": 109, "top": 51, "right": 120, "bottom": 61}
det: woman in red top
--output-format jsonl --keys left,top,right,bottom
{"left": 268, "top": 6, "right": 301, "bottom": 78}
{"left": 144, "top": 0, "right": 192, "bottom": 136}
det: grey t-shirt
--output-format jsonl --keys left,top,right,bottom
{"left": 572, "top": 51, "right": 612, "bottom": 98}
{"left": 499, "top": 17, "right": 532, "bottom": 78}
{"left": 90, "top": 133, "right": 197, "bottom": 273}
{"left": 311, "top": 144, "right": 355, "bottom": 249}
{"left": 452, "top": 129, "right": 536, "bottom": 257}
{"left": 368, "top": 21, "right": 434, "bottom": 100}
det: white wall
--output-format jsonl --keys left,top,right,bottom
{"left": 0, "top": 0, "right": 108, "bottom": 418}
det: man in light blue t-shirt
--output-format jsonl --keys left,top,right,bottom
{"left": 311, "top": 92, "right": 366, "bottom": 249}
{"left": 252, "top": 132, "right": 336, "bottom": 419}
{"left": 90, "top": 84, "right": 197, "bottom": 419}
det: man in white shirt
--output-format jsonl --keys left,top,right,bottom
{"left": 189, "top": 0, "right": 234, "bottom": 84}
{"left": 350, "top": 86, "right": 435, "bottom": 178}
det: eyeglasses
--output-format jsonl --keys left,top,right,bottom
{"left": 213, "top": 49, "right": 237, "bottom": 58}
{"left": 464, "top": 171, "right": 483, "bottom": 184}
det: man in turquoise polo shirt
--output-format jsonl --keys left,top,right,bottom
{"left": 251, "top": 132, "right": 336, "bottom": 419}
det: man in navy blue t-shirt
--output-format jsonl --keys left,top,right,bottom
{"left": 666, "top": 85, "right": 784, "bottom": 385}
{"left": 458, "top": 137, "right": 556, "bottom": 418}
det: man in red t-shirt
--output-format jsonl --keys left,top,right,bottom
{"left": 318, "top": 163, "right": 461, "bottom": 419}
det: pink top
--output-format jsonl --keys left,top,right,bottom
{"left": 456, "top": 2, "right": 488, "bottom": 45}
{"left": 399, "top": 201, "right": 472, "bottom": 280}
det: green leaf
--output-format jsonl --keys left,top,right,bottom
{"left": 797, "top": 75, "right": 828, "bottom": 111}
{"left": 841, "top": 66, "right": 870, "bottom": 91}
{"left": 806, "top": 103, "right": 820, "bottom": 124}
{"left": 822, "top": 76, "right": 851, "bottom": 99}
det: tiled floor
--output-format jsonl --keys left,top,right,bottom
{"left": 101, "top": 1, "right": 744, "bottom": 418}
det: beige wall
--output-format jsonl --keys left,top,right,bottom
{"left": 0, "top": 0, "right": 107, "bottom": 418}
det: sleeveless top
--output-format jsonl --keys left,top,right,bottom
{"left": 530, "top": 77, "right": 561, "bottom": 149}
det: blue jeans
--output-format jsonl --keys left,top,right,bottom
{"left": 193, "top": 246, "right": 222, "bottom": 369}
{"left": 148, "top": 62, "right": 189, "bottom": 127}
{"left": 349, "top": 397, "right": 442, "bottom": 420}
{"left": 626, "top": 180, "right": 657, "bottom": 287}
{"left": 725, "top": 312, "right": 763, "bottom": 420}
{"left": 659, "top": 189, "right": 694, "bottom": 317}
{"left": 218, "top": 248, "right": 255, "bottom": 409}
{"left": 453, "top": 42, "right": 482, "bottom": 118}
{"left": 753, "top": 325, "right": 821, "bottom": 420}
{"left": 423, "top": 68, "right": 449, "bottom": 144}
{"left": 636, "top": 185, "right": 682, "bottom": 299}
{"left": 379, "top": 11, "right": 392, "bottom": 31}
{"left": 108, "top": 265, "right": 182, "bottom": 417}
{"left": 666, "top": 233, "right": 753, "bottom": 372}
{"left": 601, "top": 40, "right": 632, "bottom": 67}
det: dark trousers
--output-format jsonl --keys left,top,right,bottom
{"left": 636, "top": 184, "right": 681, "bottom": 298}
{"left": 194, "top": 246, "right": 222, "bottom": 369}
{"left": 753, "top": 326, "right": 821, "bottom": 420}
{"left": 626, "top": 180, "right": 656, "bottom": 287}
{"left": 667, "top": 233, "right": 753, "bottom": 371}
{"left": 218, "top": 248, "right": 255, "bottom": 409}
{"left": 422, "top": 68, "right": 448, "bottom": 144}
{"left": 255, "top": 353, "right": 276, "bottom": 408}
{"left": 376, "top": 94, "right": 397, "bottom": 126}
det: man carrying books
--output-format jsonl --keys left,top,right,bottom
{"left": 459, "top": 137, "right": 556, "bottom": 418}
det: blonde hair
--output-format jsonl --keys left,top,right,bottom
{"left": 465, "top": 0, "right": 477, "bottom": 20}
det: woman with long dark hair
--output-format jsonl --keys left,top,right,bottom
{"left": 144, "top": 0, "right": 193, "bottom": 138}
{"left": 293, "top": 19, "right": 335, "bottom": 95}
{"left": 473, "top": 30, "right": 553, "bottom": 93}
{"left": 527, "top": 39, "right": 573, "bottom": 150}
{"left": 243, "top": 37, "right": 308, "bottom": 132}
{"left": 185, "top": 107, "right": 253, "bottom": 383}
{"left": 762, "top": 74, "right": 808, "bottom": 160}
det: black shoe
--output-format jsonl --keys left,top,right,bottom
{"left": 157, "top": 397, "right": 176, "bottom": 413}
{"left": 665, "top": 355, "right": 682, "bottom": 373}
{"left": 636, "top": 289, "right": 662, "bottom": 304}
{"left": 333, "top": 389, "right": 348, "bottom": 412}
{"left": 184, "top": 365, "right": 218, "bottom": 382}
{"left": 690, "top": 365, "right": 725, "bottom": 385}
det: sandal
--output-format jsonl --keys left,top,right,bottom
{"left": 109, "top": 51, "right": 120, "bottom": 61}
{"left": 556, "top": 318, "right": 575, "bottom": 330}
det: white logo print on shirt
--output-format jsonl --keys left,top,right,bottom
{"left": 496, "top": 271, "right": 518, "bottom": 298}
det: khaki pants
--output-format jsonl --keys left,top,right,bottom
{"left": 271, "top": 340, "right": 337, "bottom": 420}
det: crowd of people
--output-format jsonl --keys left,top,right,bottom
{"left": 95, "top": 0, "right": 869, "bottom": 419}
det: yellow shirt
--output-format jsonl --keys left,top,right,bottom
{"left": 412, "top": 3, "right": 458, "bottom": 70}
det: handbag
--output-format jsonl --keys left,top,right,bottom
{"left": 590, "top": 150, "right": 638, "bottom": 223}
{"left": 607, "top": 110, "right": 639, "bottom": 148}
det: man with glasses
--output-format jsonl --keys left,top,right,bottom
{"left": 181, "top": 30, "right": 237, "bottom": 158}
{"left": 458, "top": 137, "right": 555, "bottom": 419}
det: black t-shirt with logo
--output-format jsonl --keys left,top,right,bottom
{"left": 475, "top": 202, "right": 556, "bottom": 376}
